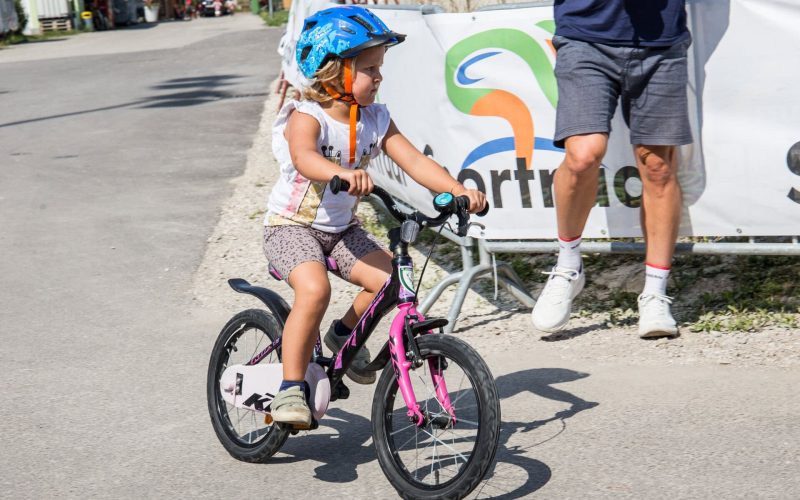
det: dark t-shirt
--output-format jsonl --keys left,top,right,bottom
{"left": 554, "top": 0, "right": 689, "bottom": 47}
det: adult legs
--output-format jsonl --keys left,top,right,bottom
{"left": 635, "top": 145, "right": 681, "bottom": 268}
{"left": 531, "top": 133, "right": 608, "bottom": 332}
{"left": 554, "top": 133, "right": 609, "bottom": 238}
{"left": 635, "top": 144, "right": 682, "bottom": 338}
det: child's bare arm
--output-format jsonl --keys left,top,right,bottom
{"left": 286, "top": 111, "right": 373, "bottom": 196}
{"left": 382, "top": 120, "right": 486, "bottom": 212}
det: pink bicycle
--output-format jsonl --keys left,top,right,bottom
{"left": 207, "top": 178, "right": 500, "bottom": 499}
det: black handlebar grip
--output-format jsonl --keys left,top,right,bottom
{"left": 330, "top": 176, "right": 350, "bottom": 194}
{"left": 457, "top": 195, "right": 490, "bottom": 217}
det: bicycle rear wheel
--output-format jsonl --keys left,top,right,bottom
{"left": 371, "top": 334, "right": 501, "bottom": 499}
{"left": 207, "top": 309, "right": 289, "bottom": 462}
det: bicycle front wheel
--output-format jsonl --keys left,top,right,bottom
{"left": 371, "top": 334, "right": 501, "bottom": 500}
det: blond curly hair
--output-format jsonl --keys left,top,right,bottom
{"left": 302, "top": 57, "right": 353, "bottom": 104}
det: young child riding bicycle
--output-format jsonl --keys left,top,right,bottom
{"left": 263, "top": 6, "right": 486, "bottom": 427}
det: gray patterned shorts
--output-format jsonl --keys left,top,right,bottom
{"left": 553, "top": 34, "right": 693, "bottom": 148}
{"left": 263, "top": 224, "right": 387, "bottom": 282}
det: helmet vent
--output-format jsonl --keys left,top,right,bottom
{"left": 302, "top": 20, "right": 317, "bottom": 32}
{"left": 348, "top": 15, "right": 375, "bottom": 32}
{"left": 300, "top": 45, "right": 312, "bottom": 62}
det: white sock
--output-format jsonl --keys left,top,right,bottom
{"left": 643, "top": 263, "right": 670, "bottom": 296}
{"left": 556, "top": 236, "right": 582, "bottom": 271}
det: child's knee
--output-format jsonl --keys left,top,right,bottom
{"left": 293, "top": 276, "right": 331, "bottom": 304}
{"left": 364, "top": 269, "right": 390, "bottom": 293}
{"left": 302, "top": 282, "right": 331, "bottom": 303}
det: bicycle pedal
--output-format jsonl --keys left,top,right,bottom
{"left": 330, "top": 381, "right": 350, "bottom": 401}
{"left": 286, "top": 418, "right": 318, "bottom": 434}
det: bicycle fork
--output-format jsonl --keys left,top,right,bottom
{"left": 389, "top": 303, "right": 456, "bottom": 427}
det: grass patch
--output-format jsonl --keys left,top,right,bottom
{"left": 260, "top": 9, "right": 289, "bottom": 26}
{"left": 0, "top": 29, "right": 83, "bottom": 48}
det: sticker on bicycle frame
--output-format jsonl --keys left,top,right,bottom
{"left": 399, "top": 265, "right": 415, "bottom": 298}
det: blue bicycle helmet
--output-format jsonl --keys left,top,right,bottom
{"left": 296, "top": 5, "right": 405, "bottom": 80}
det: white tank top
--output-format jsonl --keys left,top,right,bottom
{"left": 265, "top": 99, "right": 391, "bottom": 233}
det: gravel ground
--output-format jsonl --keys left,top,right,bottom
{"left": 192, "top": 83, "right": 800, "bottom": 370}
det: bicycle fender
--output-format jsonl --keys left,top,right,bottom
{"left": 227, "top": 279, "right": 291, "bottom": 328}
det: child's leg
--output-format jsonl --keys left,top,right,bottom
{"left": 323, "top": 226, "right": 390, "bottom": 384}
{"left": 283, "top": 261, "right": 330, "bottom": 380}
{"left": 262, "top": 225, "right": 331, "bottom": 425}
{"left": 342, "top": 249, "right": 392, "bottom": 326}
{"left": 330, "top": 226, "right": 392, "bottom": 329}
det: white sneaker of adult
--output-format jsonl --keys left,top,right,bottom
{"left": 531, "top": 266, "right": 585, "bottom": 332}
{"left": 638, "top": 293, "right": 679, "bottom": 338}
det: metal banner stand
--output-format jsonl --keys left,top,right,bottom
{"left": 417, "top": 236, "right": 535, "bottom": 333}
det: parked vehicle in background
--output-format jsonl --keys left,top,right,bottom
{"left": 198, "top": 0, "right": 234, "bottom": 16}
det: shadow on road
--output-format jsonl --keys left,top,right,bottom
{"left": 271, "top": 407, "right": 374, "bottom": 483}
{"left": 471, "top": 368, "right": 598, "bottom": 498}
{"left": 268, "top": 367, "right": 597, "bottom": 498}
{"left": 539, "top": 322, "right": 607, "bottom": 342}
{"left": 0, "top": 74, "right": 267, "bottom": 128}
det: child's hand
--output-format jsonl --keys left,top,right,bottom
{"left": 338, "top": 169, "right": 374, "bottom": 197}
{"left": 452, "top": 185, "right": 487, "bottom": 214}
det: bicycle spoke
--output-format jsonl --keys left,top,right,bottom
{"left": 396, "top": 426, "right": 422, "bottom": 451}
{"left": 390, "top": 422, "right": 418, "bottom": 437}
{"left": 419, "top": 428, "right": 470, "bottom": 464}
{"left": 383, "top": 341, "right": 493, "bottom": 491}
{"left": 451, "top": 417, "right": 480, "bottom": 427}
{"left": 219, "top": 322, "right": 278, "bottom": 444}
{"left": 429, "top": 427, "right": 438, "bottom": 483}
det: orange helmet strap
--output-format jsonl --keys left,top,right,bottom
{"left": 319, "top": 58, "right": 358, "bottom": 166}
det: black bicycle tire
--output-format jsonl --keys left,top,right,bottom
{"left": 371, "top": 334, "right": 501, "bottom": 499}
{"left": 207, "top": 309, "right": 289, "bottom": 462}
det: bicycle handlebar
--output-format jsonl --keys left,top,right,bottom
{"left": 329, "top": 176, "right": 488, "bottom": 236}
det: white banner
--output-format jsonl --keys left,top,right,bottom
{"left": 282, "top": 1, "right": 800, "bottom": 239}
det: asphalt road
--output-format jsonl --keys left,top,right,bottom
{"left": 0, "top": 16, "right": 283, "bottom": 497}
{"left": 1, "top": 14, "right": 798, "bottom": 500}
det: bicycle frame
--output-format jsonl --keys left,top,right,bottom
{"left": 244, "top": 243, "right": 455, "bottom": 427}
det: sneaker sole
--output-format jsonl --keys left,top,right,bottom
{"left": 271, "top": 408, "right": 312, "bottom": 427}
{"left": 323, "top": 336, "right": 376, "bottom": 385}
{"left": 531, "top": 274, "right": 585, "bottom": 333}
{"left": 639, "top": 328, "right": 679, "bottom": 339}
{"left": 532, "top": 317, "right": 569, "bottom": 333}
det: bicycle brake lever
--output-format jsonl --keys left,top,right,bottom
{"left": 388, "top": 227, "right": 402, "bottom": 251}
{"left": 456, "top": 211, "right": 470, "bottom": 237}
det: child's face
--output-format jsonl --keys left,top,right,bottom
{"left": 352, "top": 46, "right": 385, "bottom": 106}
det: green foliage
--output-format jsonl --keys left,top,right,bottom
{"left": 260, "top": 9, "right": 289, "bottom": 26}
{"left": 1, "top": 29, "right": 82, "bottom": 48}
{"left": 690, "top": 308, "right": 799, "bottom": 333}
{"left": 14, "top": 0, "right": 27, "bottom": 34}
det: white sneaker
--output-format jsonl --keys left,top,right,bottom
{"left": 638, "top": 293, "right": 679, "bottom": 338}
{"left": 531, "top": 266, "right": 585, "bottom": 332}
{"left": 270, "top": 386, "right": 312, "bottom": 428}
